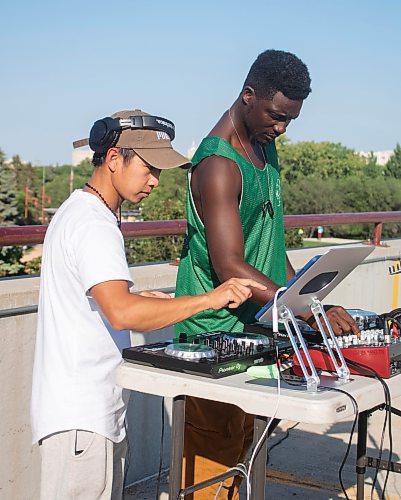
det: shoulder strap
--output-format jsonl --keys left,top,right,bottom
{"left": 191, "top": 136, "right": 247, "bottom": 168}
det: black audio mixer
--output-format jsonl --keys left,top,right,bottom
{"left": 122, "top": 331, "right": 279, "bottom": 378}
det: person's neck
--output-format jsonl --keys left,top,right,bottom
{"left": 229, "top": 101, "right": 260, "bottom": 148}
{"left": 84, "top": 170, "right": 121, "bottom": 212}
{"left": 227, "top": 100, "right": 254, "bottom": 147}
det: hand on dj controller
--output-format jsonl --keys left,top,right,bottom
{"left": 301, "top": 305, "right": 360, "bottom": 336}
{"left": 205, "top": 278, "right": 267, "bottom": 310}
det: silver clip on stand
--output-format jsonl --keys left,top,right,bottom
{"left": 309, "top": 298, "right": 350, "bottom": 382}
{"left": 278, "top": 304, "right": 320, "bottom": 392}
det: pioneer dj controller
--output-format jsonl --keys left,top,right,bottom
{"left": 122, "top": 331, "right": 281, "bottom": 378}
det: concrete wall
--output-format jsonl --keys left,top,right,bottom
{"left": 0, "top": 276, "right": 41, "bottom": 500}
{"left": 1, "top": 241, "right": 401, "bottom": 497}
{"left": 0, "top": 263, "right": 177, "bottom": 500}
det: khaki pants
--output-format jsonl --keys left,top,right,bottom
{"left": 183, "top": 397, "right": 254, "bottom": 500}
{"left": 39, "top": 430, "right": 127, "bottom": 500}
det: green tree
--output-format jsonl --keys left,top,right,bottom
{"left": 283, "top": 176, "right": 346, "bottom": 215}
{"left": 125, "top": 168, "right": 187, "bottom": 263}
{"left": 362, "top": 152, "right": 383, "bottom": 178}
{"left": 282, "top": 173, "right": 401, "bottom": 240}
{"left": 277, "top": 139, "right": 368, "bottom": 183}
{"left": 12, "top": 155, "right": 36, "bottom": 192}
{"left": 11, "top": 155, "right": 40, "bottom": 224}
{"left": 0, "top": 246, "right": 24, "bottom": 276}
{"left": 0, "top": 149, "right": 25, "bottom": 276}
{"left": 0, "top": 150, "right": 20, "bottom": 225}
{"left": 385, "top": 144, "right": 401, "bottom": 179}
{"left": 31, "top": 161, "right": 94, "bottom": 216}
{"left": 284, "top": 229, "right": 303, "bottom": 248}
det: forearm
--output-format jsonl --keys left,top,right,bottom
{"left": 91, "top": 277, "right": 263, "bottom": 333}
{"left": 115, "top": 294, "right": 211, "bottom": 332}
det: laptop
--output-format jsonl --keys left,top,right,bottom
{"left": 255, "top": 245, "right": 374, "bottom": 322}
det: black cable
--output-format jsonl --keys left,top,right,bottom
{"left": 271, "top": 339, "right": 394, "bottom": 498}
{"left": 155, "top": 396, "right": 166, "bottom": 500}
{"left": 277, "top": 348, "right": 358, "bottom": 500}
{"left": 369, "top": 383, "right": 389, "bottom": 500}
{"left": 374, "top": 382, "right": 391, "bottom": 500}
{"left": 319, "top": 386, "right": 359, "bottom": 500}
{"left": 370, "top": 408, "right": 387, "bottom": 500}
{"left": 381, "top": 385, "right": 393, "bottom": 499}
{"left": 340, "top": 357, "right": 392, "bottom": 500}
{"left": 267, "top": 422, "right": 299, "bottom": 454}
{"left": 301, "top": 346, "right": 393, "bottom": 499}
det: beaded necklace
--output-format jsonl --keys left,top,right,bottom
{"left": 85, "top": 183, "right": 121, "bottom": 228}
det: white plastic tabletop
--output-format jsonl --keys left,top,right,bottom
{"left": 117, "top": 362, "right": 401, "bottom": 424}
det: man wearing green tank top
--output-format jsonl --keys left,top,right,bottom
{"left": 175, "top": 50, "right": 359, "bottom": 499}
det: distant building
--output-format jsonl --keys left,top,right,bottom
{"left": 72, "top": 149, "right": 93, "bottom": 166}
{"left": 121, "top": 209, "right": 142, "bottom": 222}
{"left": 187, "top": 141, "right": 197, "bottom": 160}
{"left": 4, "top": 157, "right": 28, "bottom": 165}
{"left": 359, "top": 150, "right": 393, "bottom": 166}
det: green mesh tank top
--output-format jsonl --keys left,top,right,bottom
{"left": 174, "top": 136, "right": 287, "bottom": 336}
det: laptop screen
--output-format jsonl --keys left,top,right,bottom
{"left": 255, "top": 245, "right": 374, "bottom": 323}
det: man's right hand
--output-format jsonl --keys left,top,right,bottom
{"left": 205, "top": 278, "right": 267, "bottom": 310}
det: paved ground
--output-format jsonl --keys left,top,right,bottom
{"left": 20, "top": 244, "right": 43, "bottom": 262}
{"left": 125, "top": 395, "right": 401, "bottom": 499}
{"left": 303, "top": 237, "right": 363, "bottom": 245}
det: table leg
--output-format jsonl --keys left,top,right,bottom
{"left": 356, "top": 410, "right": 368, "bottom": 500}
{"left": 169, "top": 395, "right": 186, "bottom": 500}
{"left": 251, "top": 415, "right": 268, "bottom": 500}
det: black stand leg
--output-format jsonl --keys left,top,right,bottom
{"left": 251, "top": 415, "right": 268, "bottom": 500}
{"left": 356, "top": 410, "right": 368, "bottom": 500}
{"left": 169, "top": 395, "right": 186, "bottom": 500}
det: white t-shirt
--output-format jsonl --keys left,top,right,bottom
{"left": 31, "top": 190, "right": 133, "bottom": 444}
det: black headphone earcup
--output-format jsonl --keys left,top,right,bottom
{"left": 89, "top": 117, "right": 121, "bottom": 154}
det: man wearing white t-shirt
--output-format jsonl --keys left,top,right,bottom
{"left": 31, "top": 109, "right": 266, "bottom": 500}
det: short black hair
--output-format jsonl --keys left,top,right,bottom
{"left": 92, "top": 148, "right": 136, "bottom": 167}
{"left": 243, "top": 49, "right": 311, "bottom": 101}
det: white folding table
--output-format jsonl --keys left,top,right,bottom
{"left": 117, "top": 362, "right": 401, "bottom": 499}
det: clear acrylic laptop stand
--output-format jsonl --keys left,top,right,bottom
{"left": 278, "top": 298, "right": 350, "bottom": 392}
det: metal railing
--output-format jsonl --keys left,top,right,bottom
{"left": 0, "top": 287, "right": 177, "bottom": 319}
{"left": 0, "top": 211, "right": 400, "bottom": 247}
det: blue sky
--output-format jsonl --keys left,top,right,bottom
{"left": 1, "top": 0, "right": 400, "bottom": 165}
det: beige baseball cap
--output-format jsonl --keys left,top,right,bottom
{"left": 73, "top": 109, "right": 191, "bottom": 170}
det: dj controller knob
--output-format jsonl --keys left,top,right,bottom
{"left": 178, "top": 332, "right": 188, "bottom": 343}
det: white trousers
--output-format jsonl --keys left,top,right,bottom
{"left": 39, "top": 430, "right": 127, "bottom": 500}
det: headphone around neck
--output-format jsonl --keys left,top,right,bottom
{"left": 89, "top": 114, "right": 176, "bottom": 154}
